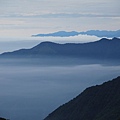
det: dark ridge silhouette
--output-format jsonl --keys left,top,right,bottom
{"left": 0, "top": 37, "right": 120, "bottom": 60}
{"left": 0, "top": 117, "right": 7, "bottom": 120}
{"left": 32, "top": 30, "right": 120, "bottom": 38}
{"left": 44, "top": 76, "right": 120, "bottom": 120}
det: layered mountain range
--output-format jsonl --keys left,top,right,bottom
{"left": 1, "top": 37, "right": 120, "bottom": 60}
{"left": 44, "top": 76, "right": 120, "bottom": 120}
{"left": 32, "top": 30, "right": 120, "bottom": 38}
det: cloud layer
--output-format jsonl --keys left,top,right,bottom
{"left": 0, "top": 0, "right": 120, "bottom": 38}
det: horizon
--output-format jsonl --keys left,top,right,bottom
{"left": 0, "top": 0, "right": 120, "bottom": 38}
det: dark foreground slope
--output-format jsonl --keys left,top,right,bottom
{"left": 0, "top": 117, "right": 7, "bottom": 120}
{"left": 1, "top": 38, "right": 120, "bottom": 60}
{"left": 44, "top": 76, "right": 120, "bottom": 120}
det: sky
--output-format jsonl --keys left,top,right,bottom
{"left": 0, "top": 0, "right": 120, "bottom": 53}
{"left": 0, "top": 0, "right": 120, "bottom": 38}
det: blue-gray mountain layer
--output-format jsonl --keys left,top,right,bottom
{"left": 32, "top": 30, "right": 120, "bottom": 38}
{"left": 1, "top": 38, "right": 120, "bottom": 60}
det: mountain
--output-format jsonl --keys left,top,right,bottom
{"left": 0, "top": 117, "right": 7, "bottom": 120}
{"left": 44, "top": 76, "right": 120, "bottom": 120}
{"left": 32, "top": 30, "right": 120, "bottom": 38}
{"left": 1, "top": 38, "right": 120, "bottom": 60}
{"left": 80, "top": 30, "right": 120, "bottom": 38}
{"left": 32, "top": 31, "right": 79, "bottom": 37}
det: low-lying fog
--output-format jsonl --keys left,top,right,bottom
{"left": 0, "top": 58, "right": 120, "bottom": 120}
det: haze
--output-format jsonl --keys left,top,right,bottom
{"left": 0, "top": 58, "right": 120, "bottom": 120}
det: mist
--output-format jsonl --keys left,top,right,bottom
{"left": 0, "top": 58, "right": 120, "bottom": 120}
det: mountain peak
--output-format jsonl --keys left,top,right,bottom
{"left": 100, "top": 38, "right": 109, "bottom": 41}
{"left": 32, "top": 41, "right": 58, "bottom": 49}
{"left": 99, "top": 37, "right": 120, "bottom": 42}
{"left": 112, "top": 37, "right": 120, "bottom": 41}
{"left": 39, "top": 41, "right": 57, "bottom": 45}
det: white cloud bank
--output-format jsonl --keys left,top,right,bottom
{"left": 0, "top": 35, "right": 100, "bottom": 53}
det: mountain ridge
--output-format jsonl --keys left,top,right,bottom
{"left": 32, "top": 31, "right": 79, "bottom": 37}
{"left": 0, "top": 37, "right": 120, "bottom": 60}
{"left": 0, "top": 117, "right": 7, "bottom": 120}
{"left": 32, "top": 30, "right": 120, "bottom": 38}
{"left": 44, "top": 76, "right": 120, "bottom": 120}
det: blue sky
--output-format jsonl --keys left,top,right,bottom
{"left": 0, "top": 0, "right": 120, "bottom": 37}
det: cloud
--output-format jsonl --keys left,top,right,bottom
{"left": 13, "top": 13, "right": 120, "bottom": 18}
{"left": 0, "top": 35, "right": 100, "bottom": 53}
{"left": 0, "top": 0, "right": 119, "bottom": 17}
{"left": 0, "top": 0, "right": 119, "bottom": 38}
{"left": 0, "top": 16, "right": 120, "bottom": 37}
{"left": 30, "top": 34, "right": 100, "bottom": 44}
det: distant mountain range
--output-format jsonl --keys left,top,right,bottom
{"left": 1, "top": 37, "right": 120, "bottom": 60}
{"left": 44, "top": 76, "right": 120, "bottom": 120}
{"left": 32, "top": 31, "right": 79, "bottom": 37}
{"left": 32, "top": 30, "right": 120, "bottom": 38}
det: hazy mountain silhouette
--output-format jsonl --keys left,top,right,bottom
{"left": 80, "top": 30, "right": 120, "bottom": 37}
{"left": 32, "top": 31, "right": 79, "bottom": 37}
{"left": 32, "top": 30, "right": 120, "bottom": 38}
{"left": 1, "top": 38, "right": 120, "bottom": 60}
{"left": 44, "top": 76, "right": 120, "bottom": 120}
